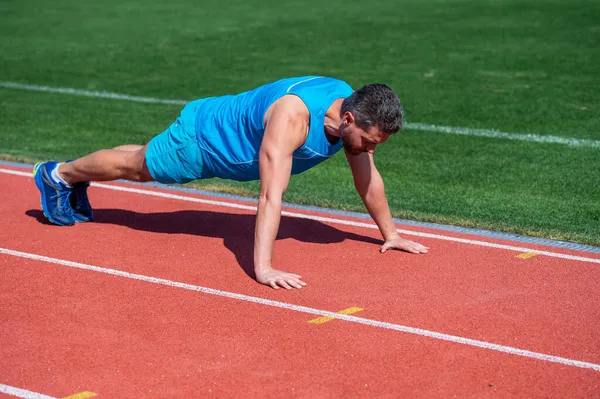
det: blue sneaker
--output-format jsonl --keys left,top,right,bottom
{"left": 70, "top": 181, "right": 94, "bottom": 223}
{"left": 33, "top": 161, "right": 75, "bottom": 226}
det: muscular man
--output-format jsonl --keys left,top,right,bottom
{"left": 34, "top": 76, "right": 429, "bottom": 289}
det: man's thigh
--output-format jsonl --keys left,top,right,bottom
{"left": 145, "top": 119, "right": 209, "bottom": 184}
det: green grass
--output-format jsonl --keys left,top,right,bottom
{"left": 1, "top": 0, "right": 599, "bottom": 245}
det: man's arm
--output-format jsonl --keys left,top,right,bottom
{"left": 345, "top": 151, "right": 429, "bottom": 254}
{"left": 254, "top": 96, "right": 309, "bottom": 289}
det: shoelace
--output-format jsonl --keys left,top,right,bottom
{"left": 51, "top": 187, "right": 74, "bottom": 217}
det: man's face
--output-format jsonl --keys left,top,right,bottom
{"left": 341, "top": 117, "right": 390, "bottom": 156}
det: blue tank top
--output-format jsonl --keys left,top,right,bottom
{"left": 194, "top": 76, "right": 354, "bottom": 181}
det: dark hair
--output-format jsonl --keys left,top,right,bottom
{"left": 341, "top": 84, "right": 403, "bottom": 134}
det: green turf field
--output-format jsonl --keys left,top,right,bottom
{"left": 1, "top": 0, "right": 598, "bottom": 245}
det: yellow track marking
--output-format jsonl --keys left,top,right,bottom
{"left": 62, "top": 392, "right": 97, "bottom": 399}
{"left": 516, "top": 252, "right": 539, "bottom": 259}
{"left": 308, "top": 307, "right": 364, "bottom": 324}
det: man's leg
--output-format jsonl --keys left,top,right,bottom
{"left": 112, "top": 144, "right": 145, "bottom": 152}
{"left": 34, "top": 100, "right": 207, "bottom": 226}
{"left": 57, "top": 144, "right": 153, "bottom": 185}
{"left": 33, "top": 144, "right": 153, "bottom": 226}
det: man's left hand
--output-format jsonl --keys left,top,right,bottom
{"left": 380, "top": 236, "right": 429, "bottom": 254}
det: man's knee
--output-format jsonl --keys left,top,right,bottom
{"left": 125, "top": 145, "right": 153, "bottom": 182}
{"left": 138, "top": 162, "right": 153, "bottom": 182}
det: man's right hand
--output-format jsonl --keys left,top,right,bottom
{"left": 256, "top": 267, "right": 306, "bottom": 290}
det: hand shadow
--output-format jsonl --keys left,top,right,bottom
{"left": 26, "top": 208, "right": 382, "bottom": 279}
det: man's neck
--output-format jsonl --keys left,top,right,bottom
{"left": 324, "top": 98, "right": 344, "bottom": 138}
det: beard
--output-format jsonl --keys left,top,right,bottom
{"left": 342, "top": 137, "right": 363, "bottom": 156}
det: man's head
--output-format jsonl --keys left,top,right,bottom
{"left": 339, "top": 84, "right": 403, "bottom": 155}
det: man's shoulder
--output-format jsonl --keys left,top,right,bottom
{"left": 266, "top": 94, "right": 310, "bottom": 122}
{"left": 263, "top": 76, "right": 351, "bottom": 91}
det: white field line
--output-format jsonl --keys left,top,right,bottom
{"left": 1, "top": 81, "right": 599, "bottom": 148}
{"left": 0, "top": 81, "right": 186, "bottom": 106}
{"left": 2, "top": 167, "right": 599, "bottom": 264}
{"left": 406, "top": 123, "right": 600, "bottom": 148}
{"left": 2, "top": 247, "right": 600, "bottom": 372}
{"left": 0, "top": 383, "right": 55, "bottom": 399}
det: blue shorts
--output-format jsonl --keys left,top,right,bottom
{"left": 146, "top": 99, "right": 213, "bottom": 184}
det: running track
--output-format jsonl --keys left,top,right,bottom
{"left": 0, "top": 164, "right": 599, "bottom": 398}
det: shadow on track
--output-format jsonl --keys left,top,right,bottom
{"left": 26, "top": 208, "right": 381, "bottom": 278}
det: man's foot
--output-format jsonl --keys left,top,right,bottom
{"left": 33, "top": 161, "right": 75, "bottom": 226}
{"left": 70, "top": 181, "right": 94, "bottom": 222}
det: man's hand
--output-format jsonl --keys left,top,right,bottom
{"left": 256, "top": 267, "right": 307, "bottom": 290}
{"left": 380, "top": 236, "right": 429, "bottom": 254}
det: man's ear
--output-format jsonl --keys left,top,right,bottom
{"left": 343, "top": 111, "right": 355, "bottom": 125}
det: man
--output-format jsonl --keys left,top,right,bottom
{"left": 34, "top": 76, "right": 429, "bottom": 289}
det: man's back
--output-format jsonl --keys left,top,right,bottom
{"left": 193, "top": 76, "right": 354, "bottom": 181}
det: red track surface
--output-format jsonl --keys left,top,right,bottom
{"left": 1, "top": 164, "right": 599, "bottom": 398}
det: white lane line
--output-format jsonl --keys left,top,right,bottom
{"left": 2, "top": 246, "right": 600, "bottom": 372}
{"left": 1, "top": 81, "right": 598, "bottom": 149}
{"left": 2, "top": 167, "right": 599, "bottom": 264}
{"left": 0, "top": 383, "right": 55, "bottom": 399}
{"left": 280, "top": 212, "right": 600, "bottom": 264}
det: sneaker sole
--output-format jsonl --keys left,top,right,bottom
{"left": 33, "top": 162, "right": 74, "bottom": 226}
{"left": 74, "top": 215, "right": 94, "bottom": 223}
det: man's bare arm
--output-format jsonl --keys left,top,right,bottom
{"left": 345, "top": 151, "right": 429, "bottom": 254}
{"left": 254, "top": 96, "right": 309, "bottom": 289}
